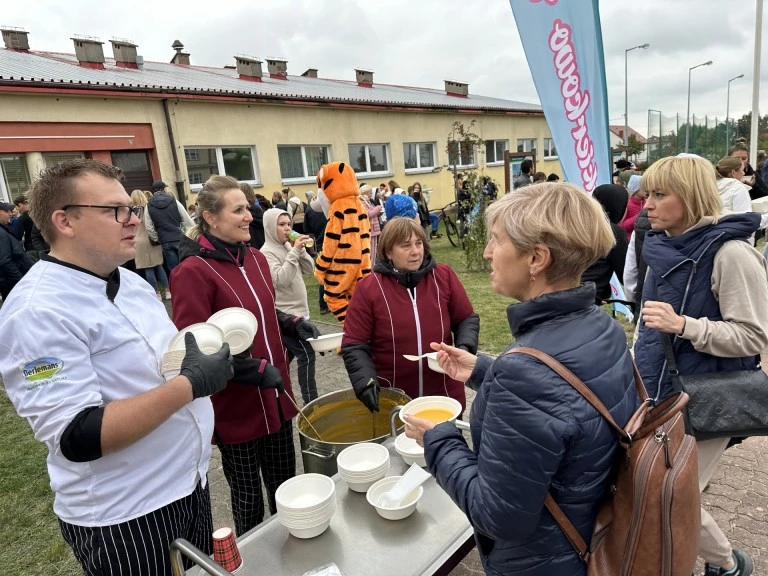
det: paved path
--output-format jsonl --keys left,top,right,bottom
{"left": 184, "top": 311, "right": 768, "bottom": 575}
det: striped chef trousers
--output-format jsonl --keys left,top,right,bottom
{"left": 58, "top": 481, "right": 213, "bottom": 576}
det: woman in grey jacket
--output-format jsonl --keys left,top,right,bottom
{"left": 403, "top": 184, "right": 638, "bottom": 576}
{"left": 260, "top": 208, "right": 317, "bottom": 404}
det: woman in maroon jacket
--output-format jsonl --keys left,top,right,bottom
{"left": 342, "top": 218, "right": 479, "bottom": 413}
{"left": 171, "top": 175, "right": 319, "bottom": 536}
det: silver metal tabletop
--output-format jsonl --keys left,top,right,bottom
{"left": 188, "top": 442, "right": 474, "bottom": 576}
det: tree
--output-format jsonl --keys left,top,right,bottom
{"left": 627, "top": 134, "right": 645, "bottom": 162}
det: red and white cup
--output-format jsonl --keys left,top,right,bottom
{"left": 212, "top": 527, "right": 243, "bottom": 573}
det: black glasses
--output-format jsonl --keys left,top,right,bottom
{"left": 61, "top": 204, "right": 143, "bottom": 224}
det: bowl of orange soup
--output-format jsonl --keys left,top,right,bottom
{"left": 399, "top": 396, "right": 462, "bottom": 426}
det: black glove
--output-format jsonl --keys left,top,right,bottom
{"left": 180, "top": 333, "right": 234, "bottom": 399}
{"left": 296, "top": 318, "right": 320, "bottom": 341}
{"left": 232, "top": 356, "right": 285, "bottom": 393}
{"left": 357, "top": 378, "right": 380, "bottom": 413}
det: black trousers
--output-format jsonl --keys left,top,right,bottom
{"left": 59, "top": 482, "right": 213, "bottom": 576}
{"left": 216, "top": 419, "right": 296, "bottom": 536}
{"left": 283, "top": 333, "right": 318, "bottom": 404}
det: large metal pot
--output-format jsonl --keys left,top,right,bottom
{"left": 297, "top": 388, "right": 411, "bottom": 477}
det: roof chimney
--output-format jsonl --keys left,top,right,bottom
{"left": 1, "top": 26, "right": 30, "bottom": 51}
{"left": 355, "top": 68, "right": 373, "bottom": 87}
{"left": 266, "top": 57, "right": 287, "bottom": 79}
{"left": 235, "top": 55, "right": 263, "bottom": 82}
{"left": 444, "top": 79, "right": 469, "bottom": 98}
{"left": 110, "top": 38, "right": 138, "bottom": 69}
{"left": 171, "top": 40, "right": 190, "bottom": 65}
{"left": 301, "top": 68, "right": 318, "bottom": 78}
{"left": 71, "top": 35, "right": 105, "bottom": 70}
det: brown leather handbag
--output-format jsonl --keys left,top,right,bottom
{"left": 509, "top": 348, "right": 700, "bottom": 576}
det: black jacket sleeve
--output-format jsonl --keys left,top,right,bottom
{"left": 0, "top": 231, "right": 23, "bottom": 284}
{"left": 453, "top": 313, "right": 480, "bottom": 354}
{"left": 60, "top": 406, "right": 104, "bottom": 462}
{"left": 341, "top": 342, "right": 378, "bottom": 397}
{"left": 607, "top": 224, "right": 628, "bottom": 287}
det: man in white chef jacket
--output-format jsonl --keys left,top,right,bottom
{"left": 0, "top": 159, "right": 234, "bottom": 576}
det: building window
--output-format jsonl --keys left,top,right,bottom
{"left": 485, "top": 140, "right": 509, "bottom": 165}
{"left": 348, "top": 144, "right": 390, "bottom": 176}
{"left": 404, "top": 142, "right": 437, "bottom": 172}
{"left": 184, "top": 149, "right": 200, "bottom": 162}
{"left": 0, "top": 155, "right": 31, "bottom": 202}
{"left": 517, "top": 138, "right": 537, "bottom": 153}
{"left": 43, "top": 152, "right": 85, "bottom": 167}
{"left": 543, "top": 138, "right": 558, "bottom": 159}
{"left": 278, "top": 145, "right": 331, "bottom": 182}
{"left": 183, "top": 146, "right": 260, "bottom": 189}
{"left": 448, "top": 141, "right": 477, "bottom": 168}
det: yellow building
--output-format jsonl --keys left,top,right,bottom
{"left": 0, "top": 28, "right": 561, "bottom": 208}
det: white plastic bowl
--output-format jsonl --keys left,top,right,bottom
{"left": 287, "top": 519, "right": 331, "bottom": 539}
{"left": 337, "top": 443, "right": 390, "bottom": 475}
{"left": 275, "top": 473, "right": 335, "bottom": 512}
{"left": 399, "top": 396, "right": 462, "bottom": 426}
{"left": 395, "top": 433, "right": 427, "bottom": 467}
{"left": 306, "top": 332, "right": 343, "bottom": 353}
{"left": 752, "top": 197, "right": 768, "bottom": 214}
{"left": 167, "top": 323, "right": 225, "bottom": 355}
{"left": 366, "top": 476, "right": 423, "bottom": 520}
{"left": 277, "top": 499, "right": 336, "bottom": 523}
{"left": 207, "top": 308, "right": 258, "bottom": 355}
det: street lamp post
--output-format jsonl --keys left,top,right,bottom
{"left": 726, "top": 74, "right": 745, "bottom": 155}
{"left": 625, "top": 43, "right": 650, "bottom": 157}
{"left": 685, "top": 60, "right": 713, "bottom": 152}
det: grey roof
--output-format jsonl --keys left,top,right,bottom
{"left": 0, "top": 48, "right": 542, "bottom": 113}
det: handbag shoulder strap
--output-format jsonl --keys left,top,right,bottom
{"left": 507, "top": 347, "right": 629, "bottom": 437}
{"left": 660, "top": 333, "right": 680, "bottom": 374}
{"left": 544, "top": 494, "right": 590, "bottom": 563}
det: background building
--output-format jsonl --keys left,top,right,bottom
{"left": 0, "top": 28, "right": 561, "bottom": 208}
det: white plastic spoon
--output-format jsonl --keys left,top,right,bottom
{"left": 402, "top": 353, "right": 430, "bottom": 361}
{"left": 378, "top": 463, "right": 432, "bottom": 508}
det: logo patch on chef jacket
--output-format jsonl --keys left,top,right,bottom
{"left": 20, "top": 357, "right": 64, "bottom": 382}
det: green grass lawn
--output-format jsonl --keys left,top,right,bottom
{"left": 0, "top": 392, "right": 80, "bottom": 576}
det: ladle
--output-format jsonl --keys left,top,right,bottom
{"left": 282, "top": 391, "right": 325, "bottom": 441}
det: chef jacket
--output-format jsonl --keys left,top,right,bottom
{"left": 0, "top": 259, "right": 214, "bottom": 526}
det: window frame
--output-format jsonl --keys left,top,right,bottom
{"left": 183, "top": 145, "right": 261, "bottom": 191}
{"left": 0, "top": 154, "right": 32, "bottom": 203}
{"left": 347, "top": 143, "right": 392, "bottom": 177}
{"left": 543, "top": 138, "right": 558, "bottom": 160}
{"left": 517, "top": 138, "right": 537, "bottom": 154}
{"left": 403, "top": 141, "right": 438, "bottom": 174}
{"left": 277, "top": 144, "right": 333, "bottom": 184}
{"left": 447, "top": 141, "right": 478, "bottom": 169}
{"left": 485, "top": 139, "right": 509, "bottom": 166}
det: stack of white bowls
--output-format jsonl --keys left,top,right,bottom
{"left": 336, "top": 443, "right": 390, "bottom": 492}
{"left": 275, "top": 473, "right": 337, "bottom": 539}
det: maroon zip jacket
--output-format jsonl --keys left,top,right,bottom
{"left": 171, "top": 234, "right": 298, "bottom": 444}
{"left": 342, "top": 257, "right": 479, "bottom": 412}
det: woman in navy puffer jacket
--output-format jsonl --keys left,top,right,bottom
{"left": 404, "top": 184, "right": 639, "bottom": 576}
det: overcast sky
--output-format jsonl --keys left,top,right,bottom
{"left": 3, "top": 0, "right": 765, "bottom": 137}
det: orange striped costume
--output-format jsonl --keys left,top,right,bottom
{"left": 313, "top": 162, "right": 371, "bottom": 325}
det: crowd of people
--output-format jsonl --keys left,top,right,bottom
{"left": 1, "top": 147, "right": 767, "bottom": 576}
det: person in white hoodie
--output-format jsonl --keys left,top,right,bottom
{"left": 260, "top": 208, "right": 318, "bottom": 404}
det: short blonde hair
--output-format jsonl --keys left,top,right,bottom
{"left": 641, "top": 156, "right": 721, "bottom": 228}
{"left": 131, "top": 189, "right": 148, "bottom": 208}
{"left": 485, "top": 183, "right": 615, "bottom": 284}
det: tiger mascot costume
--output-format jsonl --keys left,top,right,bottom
{"left": 314, "top": 162, "right": 372, "bottom": 326}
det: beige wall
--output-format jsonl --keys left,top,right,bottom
{"left": 0, "top": 93, "right": 176, "bottom": 182}
{"left": 172, "top": 100, "right": 561, "bottom": 208}
{"left": 0, "top": 92, "right": 562, "bottom": 208}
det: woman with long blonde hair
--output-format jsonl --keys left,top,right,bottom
{"left": 130, "top": 189, "right": 170, "bottom": 300}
